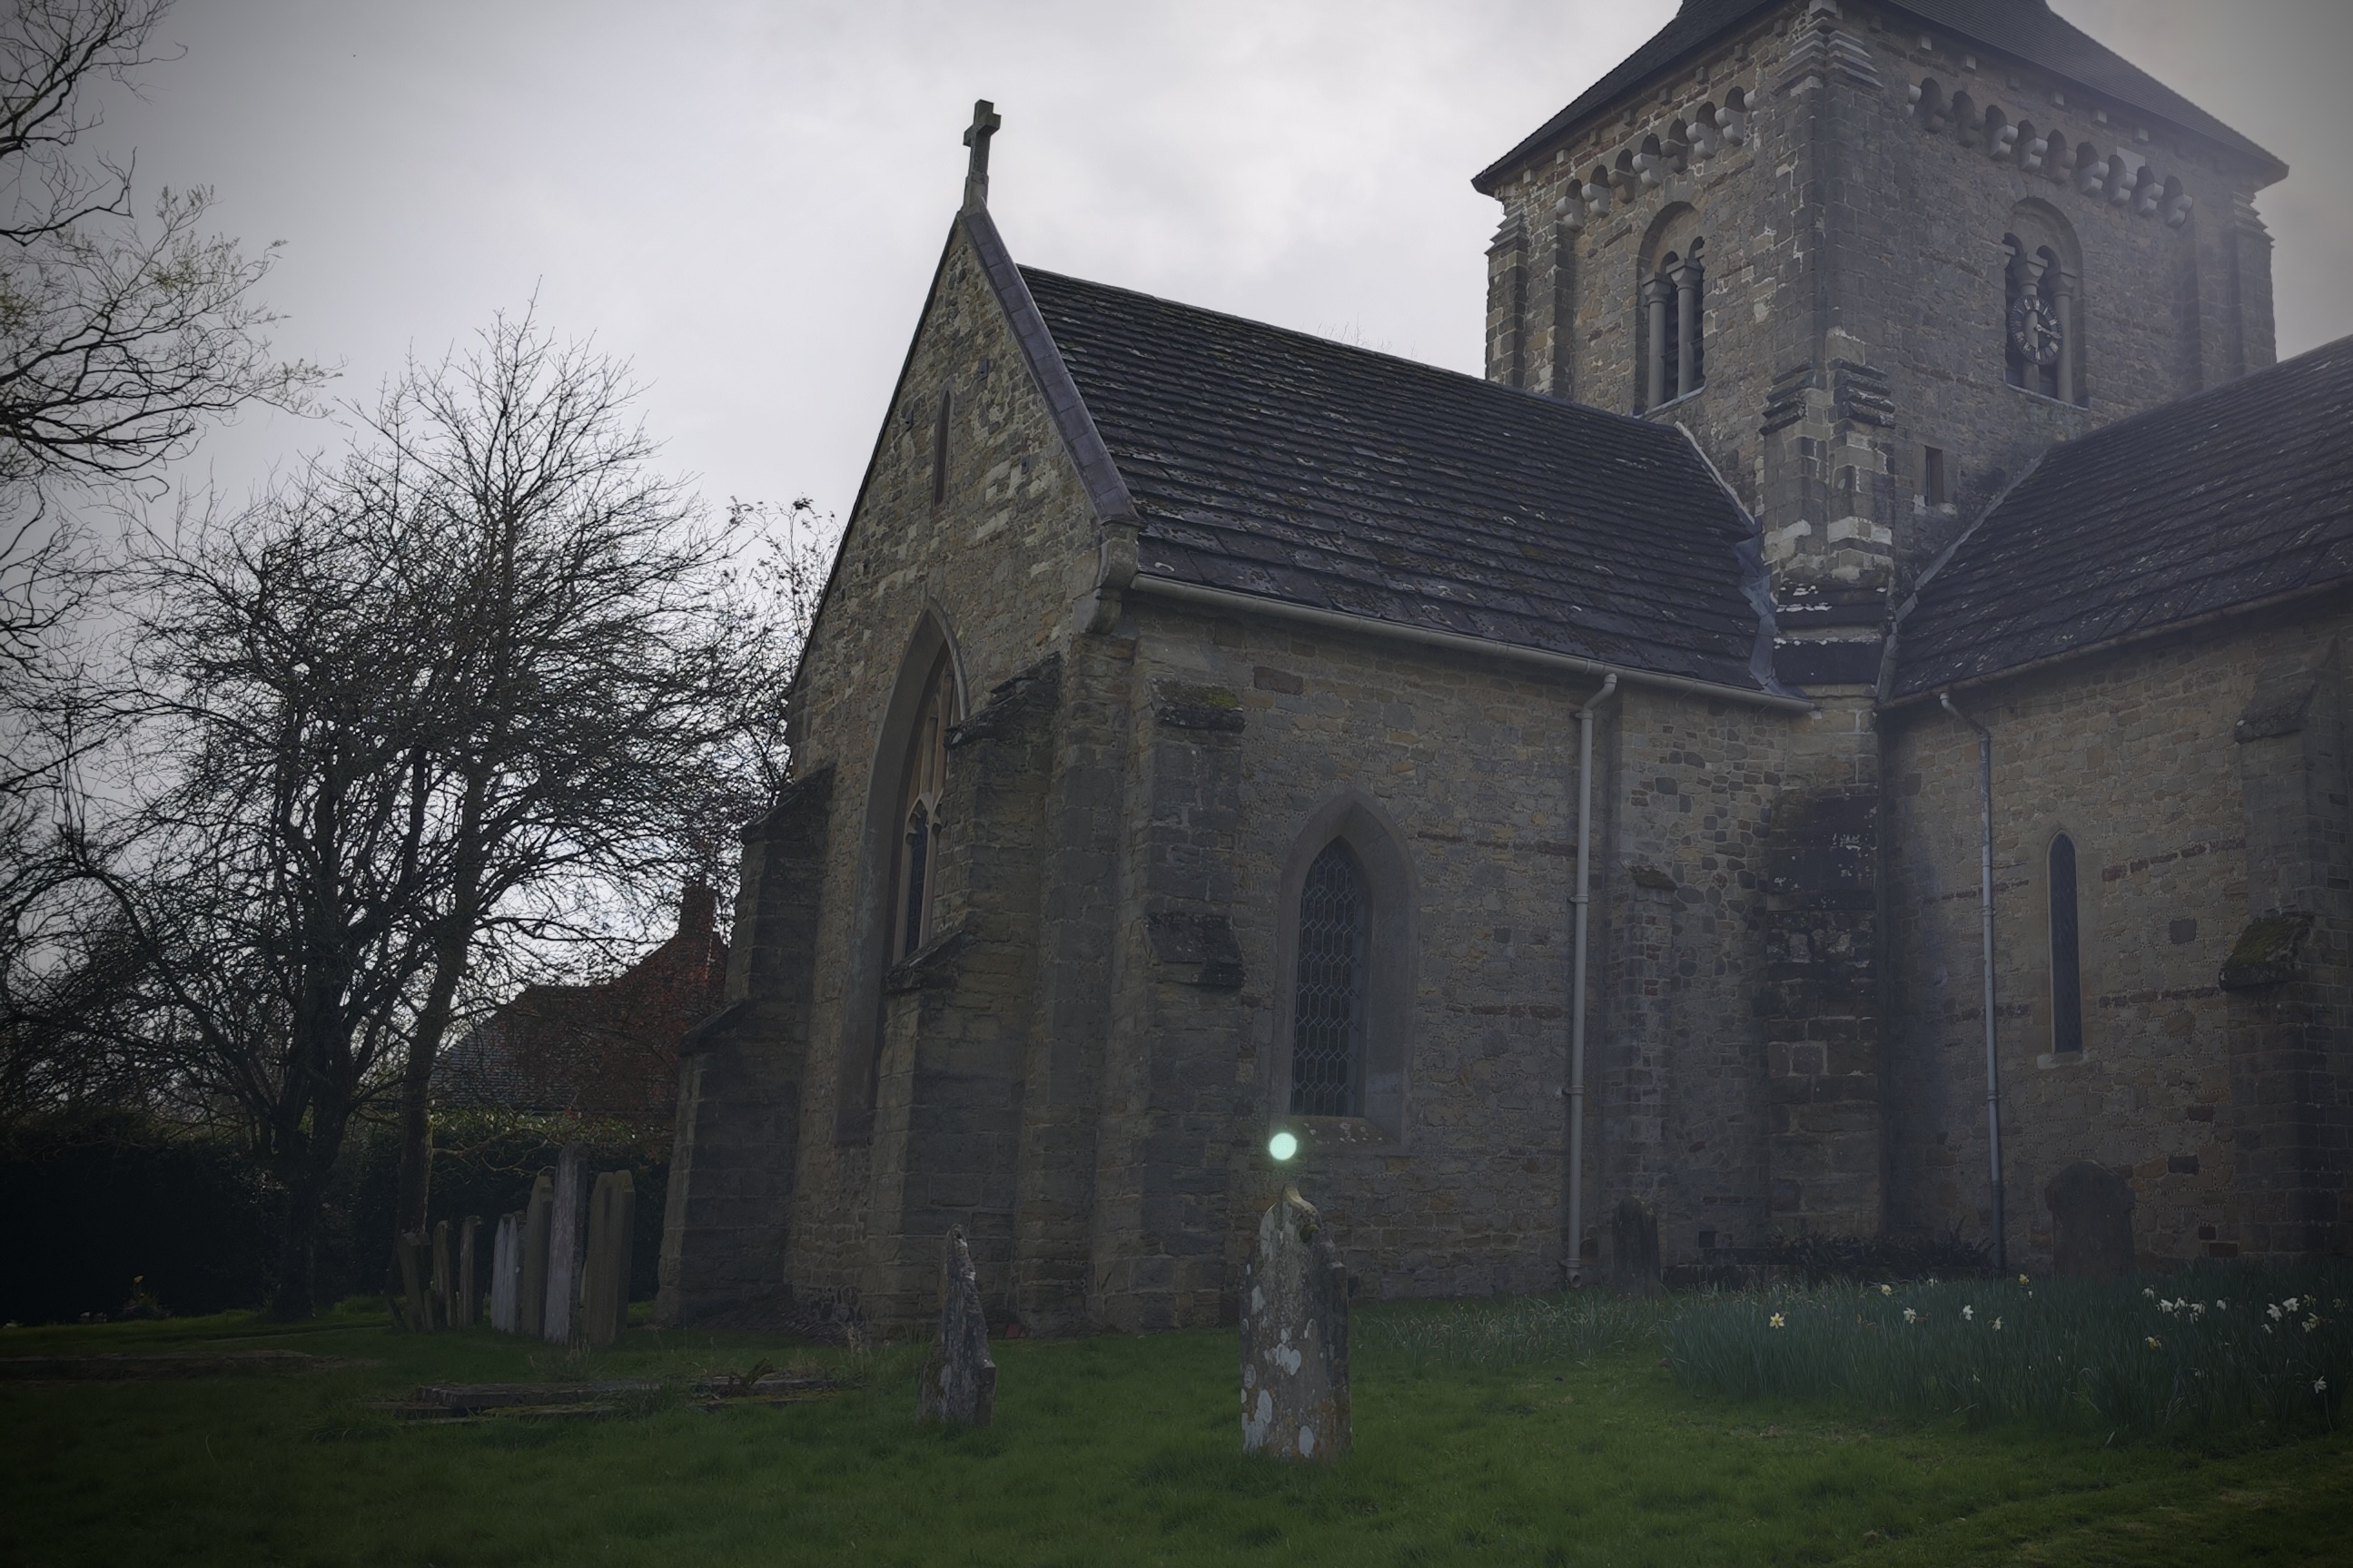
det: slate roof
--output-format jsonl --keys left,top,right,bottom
{"left": 1890, "top": 335, "right": 2353, "bottom": 700}
{"left": 1016, "top": 265, "right": 1776, "bottom": 693}
{"left": 1473, "top": 0, "right": 2282, "bottom": 194}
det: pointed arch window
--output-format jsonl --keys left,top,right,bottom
{"left": 891, "top": 650, "right": 956, "bottom": 962}
{"left": 2049, "top": 833, "right": 2083, "bottom": 1056}
{"left": 1290, "top": 840, "right": 1368, "bottom": 1116}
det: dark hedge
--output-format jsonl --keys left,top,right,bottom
{"left": 0, "top": 1112, "right": 667, "bottom": 1324}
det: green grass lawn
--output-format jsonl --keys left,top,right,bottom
{"left": 4, "top": 1304, "right": 2349, "bottom": 1567}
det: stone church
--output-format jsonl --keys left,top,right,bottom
{"left": 657, "top": 0, "right": 2353, "bottom": 1334}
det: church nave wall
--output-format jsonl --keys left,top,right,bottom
{"left": 1883, "top": 605, "right": 2353, "bottom": 1272}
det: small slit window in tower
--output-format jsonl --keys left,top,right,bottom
{"left": 2049, "top": 833, "right": 2083, "bottom": 1055}
{"left": 1923, "top": 446, "right": 1950, "bottom": 506}
{"left": 929, "top": 388, "right": 953, "bottom": 505}
{"left": 1290, "top": 839, "right": 1368, "bottom": 1117}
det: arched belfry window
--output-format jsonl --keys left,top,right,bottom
{"left": 2049, "top": 833, "right": 2083, "bottom": 1056}
{"left": 891, "top": 649, "right": 956, "bottom": 962}
{"left": 1638, "top": 232, "right": 1705, "bottom": 410}
{"left": 1290, "top": 840, "right": 1369, "bottom": 1117}
{"left": 2001, "top": 203, "right": 2084, "bottom": 406}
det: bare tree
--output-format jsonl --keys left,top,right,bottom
{"left": 52, "top": 480, "right": 454, "bottom": 1315}
{"left": 0, "top": 0, "right": 321, "bottom": 493}
{"left": 1, "top": 0, "right": 326, "bottom": 1125}
{"left": 368, "top": 310, "right": 796, "bottom": 1251}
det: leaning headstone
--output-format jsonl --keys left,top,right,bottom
{"left": 429, "top": 1219, "right": 453, "bottom": 1330}
{"left": 1610, "top": 1198, "right": 1661, "bottom": 1297}
{"left": 519, "top": 1172, "right": 555, "bottom": 1339}
{"left": 456, "top": 1216, "right": 480, "bottom": 1327}
{"left": 542, "top": 1143, "right": 588, "bottom": 1344}
{"left": 489, "top": 1213, "right": 520, "bottom": 1334}
{"left": 581, "top": 1171, "right": 636, "bottom": 1346}
{"left": 1240, "top": 1186, "right": 1350, "bottom": 1462}
{"left": 916, "top": 1227, "right": 996, "bottom": 1426}
{"left": 2046, "top": 1161, "right": 2137, "bottom": 1279}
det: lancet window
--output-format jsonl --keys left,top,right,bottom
{"left": 1290, "top": 839, "right": 1369, "bottom": 1117}
{"left": 891, "top": 649, "right": 957, "bottom": 962}
{"left": 2049, "top": 833, "right": 2083, "bottom": 1056}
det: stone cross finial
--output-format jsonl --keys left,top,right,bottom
{"left": 963, "top": 99, "right": 1002, "bottom": 211}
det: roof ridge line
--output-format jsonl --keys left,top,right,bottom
{"left": 963, "top": 211, "right": 1139, "bottom": 527}
{"left": 1017, "top": 262, "right": 1693, "bottom": 444}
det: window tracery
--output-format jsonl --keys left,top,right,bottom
{"left": 890, "top": 649, "right": 956, "bottom": 962}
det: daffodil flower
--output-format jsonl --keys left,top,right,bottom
{"left": 1962, "top": 1305, "right": 1974, "bottom": 1321}
{"left": 2146, "top": 1336, "right": 2161, "bottom": 1349}
{"left": 1769, "top": 1313, "right": 1785, "bottom": 1329}
{"left": 1992, "top": 1317, "right": 2002, "bottom": 1332}
{"left": 1903, "top": 1307, "right": 1918, "bottom": 1324}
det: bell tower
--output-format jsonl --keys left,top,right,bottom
{"left": 1474, "top": 0, "right": 2287, "bottom": 669}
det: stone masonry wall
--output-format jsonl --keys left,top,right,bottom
{"left": 1481, "top": 0, "right": 2280, "bottom": 597}
{"left": 1883, "top": 605, "right": 2353, "bottom": 1270}
{"left": 763, "top": 222, "right": 1109, "bottom": 1325}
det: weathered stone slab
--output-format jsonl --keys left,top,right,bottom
{"left": 543, "top": 1144, "right": 587, "bottom": 1344}
{"left": 915, "top": 1227, "right": 996, "bottom": 1426}
{"left": 456, "top": 1216, "right": 480, "bottom": 1327}
{"left": 519, "top": 1172, "right": 554, "bottom": 1339}
{"left": 430, "top": 1219, "right": 452, "bottom": 1330}
{"left": 2046, "top": 1161, "right": 2136, "bottom": 1278}
{"left": 1611, "top": 1198, "right": 1661, "bottom": 1297}
{"left": 582, "top": 1171, "right": 636, "bottom": 1346}
{"left": 1240, "top": 1186, "right": 1350, "bottom": 1462}
{"left": 489, "top": 1213, "right": 520, "bottom": 1334}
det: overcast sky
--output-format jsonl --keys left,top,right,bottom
{"left": 103, "top": 0, "right": 2353, "bottom": 526}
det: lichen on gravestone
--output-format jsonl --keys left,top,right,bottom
{"left": 1240, "top": 1186, "right": 1350, "bottom": 1462}
{"left": 916, "top": 1227, "right": 996, "bottom": 1427}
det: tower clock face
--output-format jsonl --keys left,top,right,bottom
{"left": 2009, "top": 294, "right": 2062, "bottom": 367}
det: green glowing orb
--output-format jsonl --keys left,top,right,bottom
{"left": 1268, "top": 1130, "right": 1300, "bottom": 1162}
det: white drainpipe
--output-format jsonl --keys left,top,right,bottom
{"left": 1566, "top": 672, "right": 1618, "bottom": 1287}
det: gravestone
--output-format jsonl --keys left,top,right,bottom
{"left": 519, "top": 1172, "right": 555, "bottom": 1339}
{"left": 489, "top": 1213, "right": 520, "bottom": 1333}
{"left": 457, "top": 1216, "right": 480, "bottom": 1327}
{"left": 1240, "top": 1186, "right": 1350, "bottom": 1462}
{"left": 581, "top": 1171, "right": 636, "bottom": 1346}
{"left": 916, "top": 1227, "right": 996, "bottom": 1426}
{"left": 543, "top": 1145, "right": 588, "bottom": 1344}
{"left": 430, "top": 1220, "right": 453, "bottom": 1329}
{"left": 1611, "top": 1198, "right": 1661, "bottom": 1297}
{"left": 395, "top": 1231, "right": 430, "bottom": 1331}
{"left": 2045, "top": 1161, "right": 2136, "bottom": 1279}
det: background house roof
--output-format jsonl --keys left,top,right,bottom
{"left": 1019, "top": 265, "right": 1777, "bottom": 693}
{"left": 1473, "top": 0, "right": 2284, "bottom": 194}
{"left": 1892, "top": 335, "right": 2353, "bottom": 700}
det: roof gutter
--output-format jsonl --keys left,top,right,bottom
{"left": 1126, "top": 574, "right": 1815, "bottom": 713}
